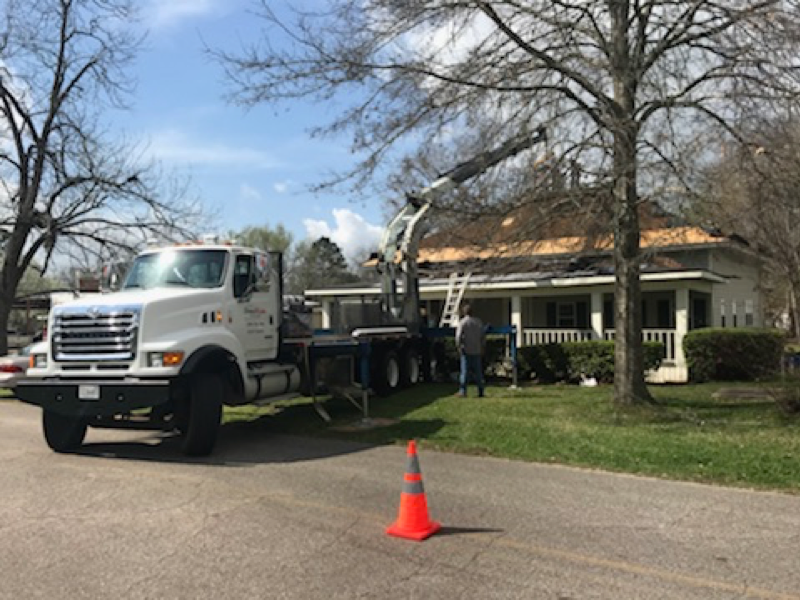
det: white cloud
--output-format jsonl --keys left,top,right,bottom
{"left": 239, "top": 183, "right": 262, "bottom": 201}
{"left": 303, "top": 208, "right": 383, "bottom": 264}
{"left": 145, "top": 0, "right": 218, "bottom": 29}
{"left": 273, "top": 180, "right": 292, "bottom": 194}
{"left": 148, "top": 129, "right": 283, "bottom": 170}
{"left": 401, "top": 12, "right": 494, "bottom": 67}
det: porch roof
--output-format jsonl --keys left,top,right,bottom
{"left": 304, "top": 268, "right": 726, "bottom": 298}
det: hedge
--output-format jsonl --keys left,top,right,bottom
{"left": 683, "top": 328, "right": 785, "bottom": 382}
{"left": 517, "top": 340, "right": 664, "bottom": 383}
{"left": 432, "top": 337, "right": 665, "bottom": 383}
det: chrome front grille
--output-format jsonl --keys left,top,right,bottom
{"left": 53, "top": 306, "right": 141, "bottom": 362}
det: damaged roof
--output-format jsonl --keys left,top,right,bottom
{"left": 417, "top": 225, "right": 731, "bottom": 265}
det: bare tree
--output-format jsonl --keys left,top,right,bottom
{"left": 220, "top": 1, "right": 800, "bottom": 405}
{"left": 697, "top": 118, "right": 800, "bottom": 338}
{"left": 0, "top": 0, "right": 203, "bottom": 354}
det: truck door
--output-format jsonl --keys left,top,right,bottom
{"left": 230, "top": 252, "right": 279, "bottom": 361}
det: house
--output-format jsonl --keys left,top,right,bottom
{"left": 305, "top": 207, "right": 762, "bottom": 383}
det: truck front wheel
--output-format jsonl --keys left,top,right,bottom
{"left": 181, "top": 373, "right": 223, "bottom": 457}
{"left": 43, "top": 410, "right": 88, "bottom": 453}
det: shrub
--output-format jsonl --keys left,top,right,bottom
{"left": 433, "top": 335, "right": 665, "bottom": 383}
{"left": 562, "top": 341, "right": 614, "bottom": 382}
{"left": 517, "top": 344, "right": 568, "bottom": 383}
{"left": 517, "top": 340, "right": 664, "bottom": 383}
{"left": 683, "top": 328, "right": 785, "bottom": 382}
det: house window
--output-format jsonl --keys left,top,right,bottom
{"left": 732, "top": 300, "right": 738, "bottom": 328}
{"left": 546, "top": 301, "right": 589, "bottom": 329}
{"left": 691, "top": 296, "right": 708, "bottom": 329}
{"left": 558, "top": 303, "right": 575, "bottom": 328}
{"left": 720, "top": 299, "right": 726, "bottom": 328}
{"left": 745, "top": 299, "right": 754, "bottom": 326}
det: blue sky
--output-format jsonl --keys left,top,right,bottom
{"left": 111, "top": 0, "right": 386, "bottom": 262}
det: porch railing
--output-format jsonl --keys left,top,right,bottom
{"left": 522, "top": 328, "right": 594, "bottom": 345}
{"left": 521, "top": 328, "right": 677, "bottom": 361}
{"left": 603, "top": 329, "right": 676, "bottom": 360}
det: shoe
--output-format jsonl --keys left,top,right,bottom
{"left": 454, "top": 391, "right": 466, "bottom": 397}
{"left": 478, "top": 392, "right": 485, "bottom": 398}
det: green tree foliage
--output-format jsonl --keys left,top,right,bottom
{"left": 287, "top": 237, "right": 359, "bottom": 294}
{"left": 235, "top": 224, "right": 293, "bottom": 254}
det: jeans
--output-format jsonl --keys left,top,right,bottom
{"left": 459, "top": 354, "right": 484, "bottom": 396}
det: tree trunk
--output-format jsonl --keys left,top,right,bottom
{"left": 612, "top": 128, "right": 652, "bottom": 404}
{"left": 610, "top": 0, "right": 652, "bottom": 406}
{"left": 789, "top": 284, "right": 800, "bottom": 341}
{"left": 613, "top": 167, "right": 652, "bottom": 405}
{"left": 0, "top": 294, "right": 12, "bottom": 356}
{"left": 610, "top": 120, "right": 651, "bottom": 405}
{"left": 1, "top": 236, "right": 26, "bottom": 357}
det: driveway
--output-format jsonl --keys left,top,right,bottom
{"left": 1, "top": 400, "right": 798, "bottom": 599}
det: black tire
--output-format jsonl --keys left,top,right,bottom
{"left": 181, "top": 372, "right": 223, "bottom": 457}
{"left": 400, "top": 348, "right": 421, "bottom": 387}
{"left": 374, "top": 349, "right": 401, "bottom": 396}
{"left": 43, "top": 410, "right": 87, "bottom": 453}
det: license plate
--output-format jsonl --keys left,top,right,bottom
{"left": 78, "top": 384, "right": 101, "bottom": 400}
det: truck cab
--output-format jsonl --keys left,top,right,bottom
{"left": 17, "top": 241, "right": 299, "bottom": 456}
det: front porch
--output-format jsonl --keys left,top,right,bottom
{"left": 424, "top": 285, "right": 715, "bottom": 383}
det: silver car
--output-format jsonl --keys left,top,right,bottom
{"left": 0, "top": 345, "right": 32, "bottom": 389}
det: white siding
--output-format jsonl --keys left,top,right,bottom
{"left": 710, "top": 249, "right": 762, "bottom": 328}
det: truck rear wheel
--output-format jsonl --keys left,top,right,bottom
{"left": 181, "top": 373, "right": 223, "bottom": 456}
{"left": 374, "top": 349, "right": 401, "bottom": 396}
{"left": 401, "top": 348, "right": 421, "bottom": 387}
{"left": 43, "top": 410, "right": 87, "bottom": 453}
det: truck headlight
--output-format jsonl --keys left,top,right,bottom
{"left": 148, "top": 351, "right": 184, "bottom": 368}
{"left": 30, "top": 354, "right": 48, "bottom": 369}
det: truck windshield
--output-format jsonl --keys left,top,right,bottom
{"left": 123, "top": 249, "right": 228, "bottom": 290}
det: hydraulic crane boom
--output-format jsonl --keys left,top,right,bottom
{"left": 377, "top": 126, "right": 547, "bottom": 327}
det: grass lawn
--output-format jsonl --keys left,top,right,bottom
{"left": 225, "top": 381, "right": 800, "bottom": 492}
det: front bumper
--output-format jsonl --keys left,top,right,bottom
{"left": 15, "top": 379, "right": 172, "bottom": 417}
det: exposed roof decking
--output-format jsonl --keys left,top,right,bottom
{"left": 417, "top": 226, "right": 730, "bottom": 264}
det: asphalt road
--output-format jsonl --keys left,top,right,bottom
{"left": 1, "top": 400, "right": 799, "bottom": 600}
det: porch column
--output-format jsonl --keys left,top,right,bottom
{"left": 591, "top": 291, "right": 604, "bottom": 340}
{"left": 510, "top": 295, "right": 523, "bottom": 347}
{"left": 321, "top": 300, "right": 333, "bottom": 329}
{"left": 675, "top": 287, "right": 689, "bottom": 367}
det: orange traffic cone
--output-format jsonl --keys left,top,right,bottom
{"left": 386, "top": 440, "right": 441, "bottom": 541}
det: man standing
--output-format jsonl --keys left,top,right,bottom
{"left": 455, "top": 303, "right": 485, "bottom": 397}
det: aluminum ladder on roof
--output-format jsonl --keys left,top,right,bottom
{"left": 439, "top": 272, "right": 472, "bottom": 327}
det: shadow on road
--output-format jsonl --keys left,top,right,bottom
{"left": 436, "top": 526, "right": 505, "bottom": 537}
{"left": 74, "top": 384, "right": 452, "bottom": 466}
{"left": 76, "top": 428, "right": 381, "bottom": 467}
